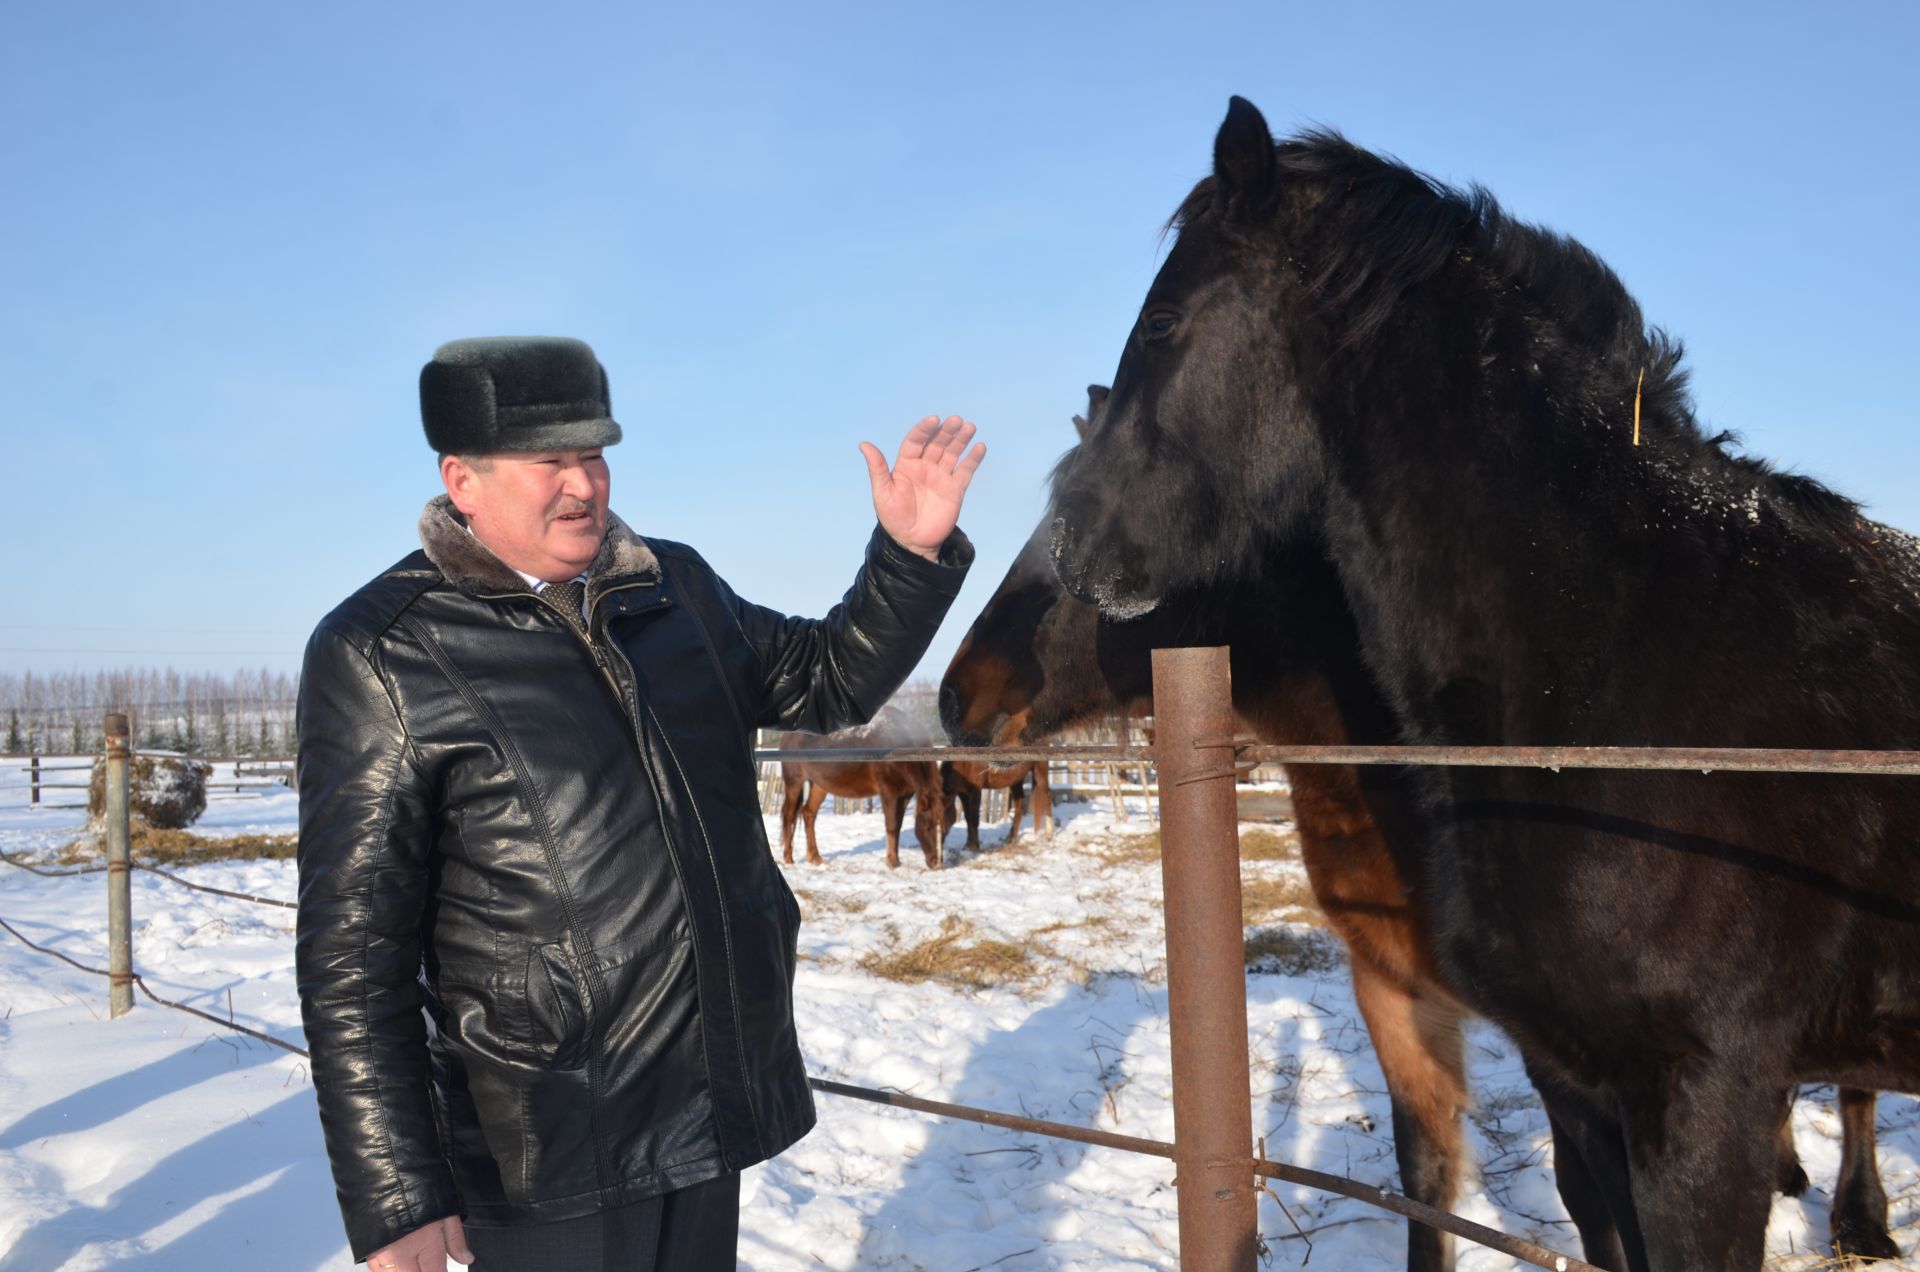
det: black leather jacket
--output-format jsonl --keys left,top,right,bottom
{"left": 296, "top": 497, "right": 970, "bottom": 1259}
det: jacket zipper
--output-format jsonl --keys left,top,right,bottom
{"left": 526, "top": 581, "right": 763, "bottom": 1154}
{"left": 394, "top": 614, "right": 619, "bottom": 1194}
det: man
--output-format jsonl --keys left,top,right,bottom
{"left": 297, "top": 336, "right": 982, "bottom": 1270}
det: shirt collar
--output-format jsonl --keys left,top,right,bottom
{"left": 512, "top": 565, "right": 590, "bottom": 594}
{"left": 462, "top": 525, "right": 588, "bottom": 593}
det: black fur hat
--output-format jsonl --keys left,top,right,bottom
{"left": 420, "top": 337, "right": 622, "bottom": 455}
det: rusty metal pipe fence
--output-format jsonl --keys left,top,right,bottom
{"left": 0, "top": 751, "right": 296, "bottom": 809}
{"left": 14, "top": 663, "right": 1920, "bottom": 1269}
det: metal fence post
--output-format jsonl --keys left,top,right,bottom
{"left": 105, "top": 713, "right": 133, "bottom": 1018}
{"left": 1150, "top": 647, "right": 1256, "bottom": 1271}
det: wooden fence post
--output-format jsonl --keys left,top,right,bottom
{"left": 105, "top": 713, "right": 133, "bottom": 1018}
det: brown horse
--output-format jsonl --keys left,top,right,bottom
{"left": 779, "top": 722, "right": 946, "bottom": 870}
{"left": 940, "top": 392, "right": 1896, "bottom": 1270}
{"left": 939, "top": 760, "right": 1054, "bottom": 852}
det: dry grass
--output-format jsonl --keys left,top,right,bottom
{"left": 789, "top": 888, "right": 869, "bottom": 919}
{"left": 1090, "top": 826, "right": 1303, "bottom": 868}
{"left": 1244, "top": 926, "right": 1342, "bottom": 976}
{"left": 1238, "top": 826, "right": 1302, "bottom": 861}
{"left": 1030, "top": 914, "right": 1118, "bottom": 940}
{"left": 1089, "top": 830, "right": 1162, "bottom": 866}
{"left": 1240, "top": 873, "right": 1320, "bottom": 926}
{"left": 57, "top": 821, "right": 296, "bottom": 867}
{"left": 858, "top": 915, "right": 1041, "bottom": 989}
{"left": 1045, "top": 915, "right": 1152, "bottom": 986}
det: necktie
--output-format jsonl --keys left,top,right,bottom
{"left": 543, "top": 580, "right": 587, "bottom": 633}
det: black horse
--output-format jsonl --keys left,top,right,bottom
{"left": 1049, "top": 99, "right": 1919, "bottom": 1272}
{"left": 956, "top": 395, "right": 1895, "bottom": 1270}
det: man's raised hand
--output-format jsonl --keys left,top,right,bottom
{"left": 860, "top": 415, "right": 986, "bottom": 562}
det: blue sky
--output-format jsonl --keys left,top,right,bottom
{"left": 2, "top": 2, "right": 1915, "bottom": 684}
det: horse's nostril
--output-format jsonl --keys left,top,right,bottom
{"left": 1049, "top": 516, "right": 1102, "bottom": 602}
{"left": 1048, "top": 516, "right": 1076, "bottom": 568}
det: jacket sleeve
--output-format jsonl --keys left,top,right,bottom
{"left": 295, "top": 625, "right": 459, "bottom": 1262}
{"left": 717, "top": 523, "right": 973, "bottom": 733}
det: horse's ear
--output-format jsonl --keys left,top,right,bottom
{"left": 1074, "top": 385, "right": 1110, "bottom": 439}
{"left": 1212, "top": 96, "right": 1277, "bottom": 219}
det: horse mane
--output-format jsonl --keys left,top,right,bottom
{"left": 1168, "top": 128, "right": 1862, "bottom": 531}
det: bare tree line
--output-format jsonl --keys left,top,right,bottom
{"left": 0, "top": 672, "right": 1107, "bottom": 760}
{"left": 0, "top": 667, "right": 298, "bottom": 756}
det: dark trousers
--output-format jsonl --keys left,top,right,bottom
{"left": 463, "top": 1172, "right": 740, "bottom": 1272}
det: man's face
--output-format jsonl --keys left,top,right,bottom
{"left": 441, "top": 449, "right": 611, "bottom": 583}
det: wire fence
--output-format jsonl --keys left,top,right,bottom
{"left": 27, "top": 698, "right": 1920, "bottom": 1269}
{"left": 0, "top": 857, "right": 1597, "bottom": 1271}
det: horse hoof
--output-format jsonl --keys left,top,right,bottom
{"left": 1832, "top": 1217, "right": 1901, "bottom": 1262}
{"left": 807, "top": 856, "right": 825, "bottom": 867}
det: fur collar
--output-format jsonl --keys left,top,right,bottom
{"left": 418, "top": 495, "right": 660, "bottom": 602}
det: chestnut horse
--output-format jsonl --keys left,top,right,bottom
{"left": 939, "top": 760, "right": 1054, "bottom": 852}
{"left": 778, "top": 723, "right": 946, "bottom": 870}
{"left": 944, "top": 392, "right": 1896, "bottom": 1269}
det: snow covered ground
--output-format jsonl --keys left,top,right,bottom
{"left": 0, "top": 757, "right": 1913, "bottom": 1269}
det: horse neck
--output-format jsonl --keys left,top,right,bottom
{"left": 1318, "top": 343, "right": 1920, "bottom": 747}
{"left": 1310, "top": 337, "right": 1751, "bottom": 743}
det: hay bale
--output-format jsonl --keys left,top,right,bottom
{"left": 88, "top": 755, "right": 211, "bottom": 830}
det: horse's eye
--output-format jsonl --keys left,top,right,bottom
{"left": 1143, "top": 311, "right": 1180, "bottom": 340}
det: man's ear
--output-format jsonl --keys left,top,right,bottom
{"left": 441, "top": 454, "right": 481, "bottom": 517}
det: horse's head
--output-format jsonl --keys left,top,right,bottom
{"left": 947, "top": 381, "right": 1364, "bottom": 747}
{"left": 1050, "top": 96, "right": 1348, "bottom": 615}
{"left": 941, "top": 388, "right": 1134, "bottom": 746}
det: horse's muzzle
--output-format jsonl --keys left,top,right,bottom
{"left": 1050, "top": 513, "right": 1160, "bottom": 619}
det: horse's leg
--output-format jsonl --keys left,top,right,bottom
{"left": 1030, "top": 765, "right": 1054, "bottom": 838}
{"left": 1830, "top": 1087, "right": 1899, "bottom": 1261}
{"left": 1526, "top": 1074, "right": 1639, "bottom": 1272}
{"left": 1006, "top": 778, "right": 1027, "bottom": 847}
{"left": 802, "top": 784, "right": 828, "bottom": 866}
{"left": 940, "top": 789, "right": 959, "bottom": 844}
{"left": 913, "top": 791, "right": 939, "bottom": 870}
{"left": 1772, "top": 1091, "right": 1809, "bottom": 1198}
{"left": 1346, "top": 959, "right": 1468, "bottom": 1272}
{"left": 1621, "top": 1066, "right": 1781, "bottom": 1272}
{"left": 779, "top": 774, "right": 805, "bottom": 865}
{"left": 882, "top": 781, "right": 904, "bottom": 869}
{"left": 1541, "top": 1103, "right": 1633, "bottom": 1272}
{"left": 963, "top": 788, "right": 981, "bottom": 851}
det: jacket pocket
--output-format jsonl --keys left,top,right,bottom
{"left": 435, "top": 948, "right": 600, "bottom": 1208}
{"left": 525, "top": 939, "right": 592, "bottom": 1069}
